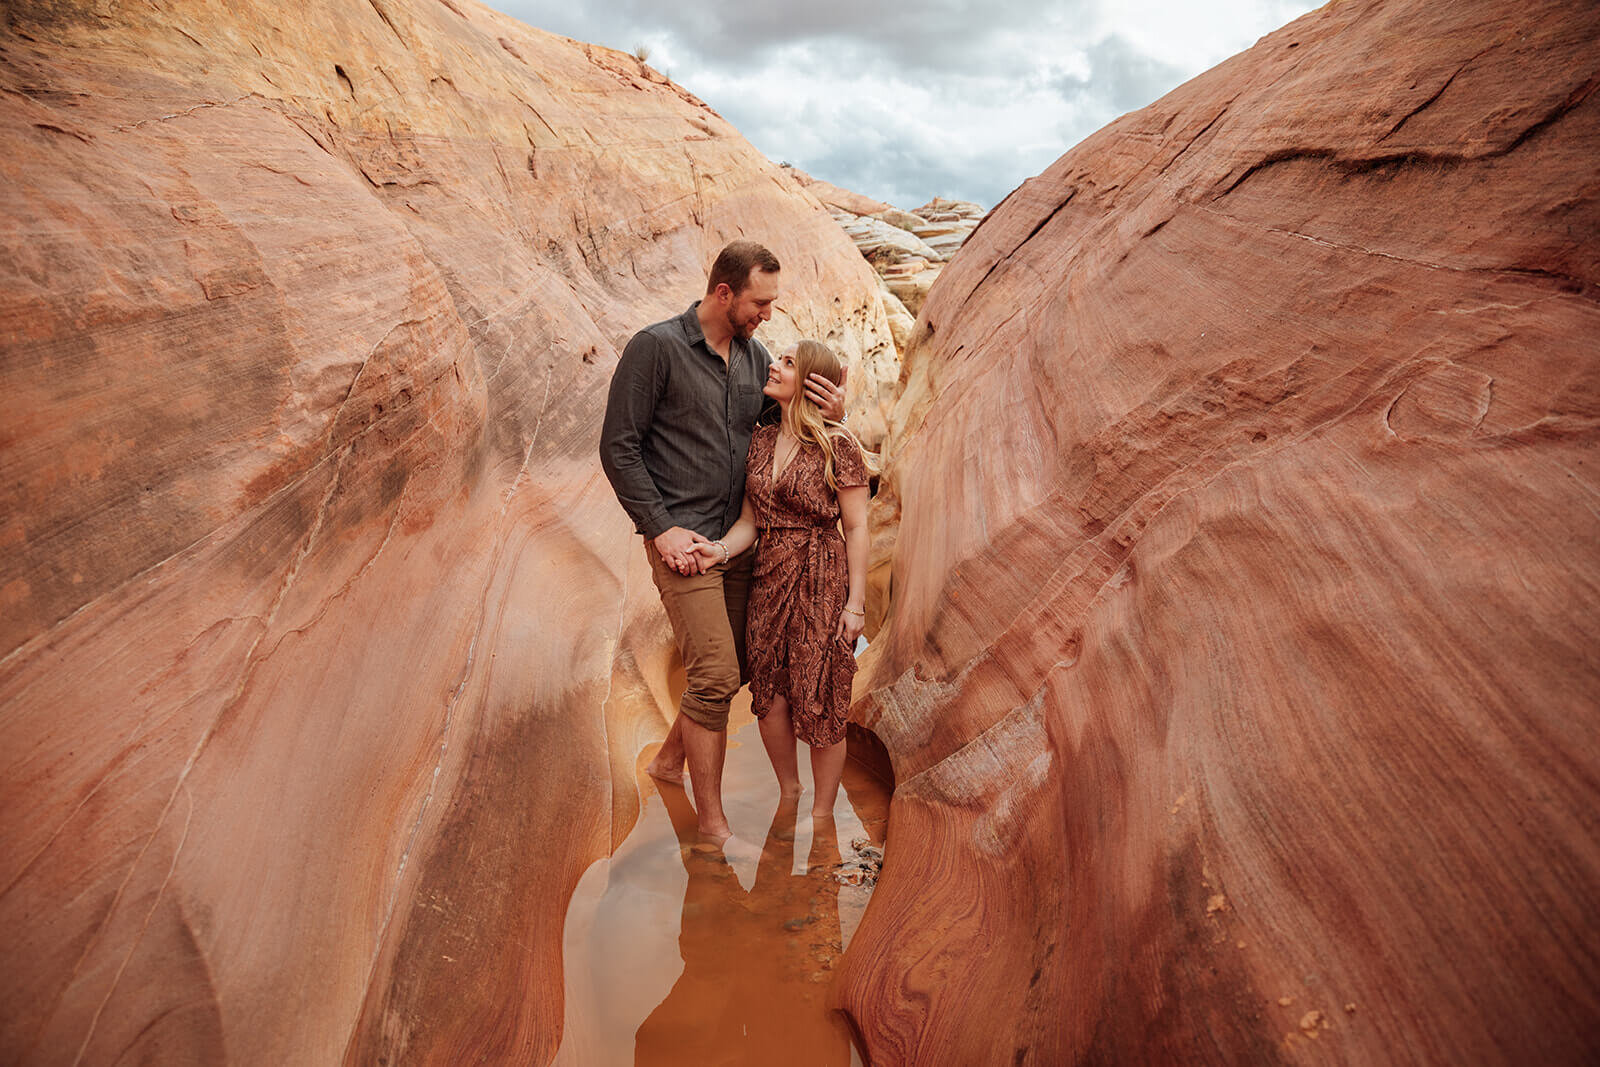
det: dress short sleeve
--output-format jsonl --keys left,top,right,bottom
{"left": 831, "top": 431, "right": 871, "bottom": 489}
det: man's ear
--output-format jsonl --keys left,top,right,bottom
{"left": 711, "top": 282, "right": 734, "bottom": 305}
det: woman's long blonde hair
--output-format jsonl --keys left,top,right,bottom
{"left": 783, "top": 339, "right": 875, "bottom": 491}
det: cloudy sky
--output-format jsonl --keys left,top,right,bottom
{"left": 490, "top": 0, "right": 1321, "bottom": 210}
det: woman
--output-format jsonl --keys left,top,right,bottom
{"left": 692, "top": 340, "right": 871, "bottom": 819}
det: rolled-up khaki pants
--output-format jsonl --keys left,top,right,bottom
{"left": 645, "top": 540, "right": 754, "bottom": 732}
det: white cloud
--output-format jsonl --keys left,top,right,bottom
{"left": 490, "top": 0, "right": 1321, "bottom": 209}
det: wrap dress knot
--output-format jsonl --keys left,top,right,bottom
{"left": 743, "top": 424, "right": 870, "bottom": 748}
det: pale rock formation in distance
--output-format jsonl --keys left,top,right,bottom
{"left": 909, "top": 196, "right": 985, "bottom": 259}
{"left": 0, "top": 0, "right": 895, "bottom": 1063}
{"left": 780, "top": 163, "right": 990, "bottom": 436}
{"left": 836, "top": 0, "right": 1600, "bottom": 1061}
{"left": 833, "top": 212, "right": 946, "bottom": 267}
{"left": 833, "top": 192, "right": 988, "bottom": 317}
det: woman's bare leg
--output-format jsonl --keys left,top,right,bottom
{"left": 809, "top": 737, "right": 847, "bottom": 819}
{"left": 758, "top": 695, "right": 803, "bottom": 798}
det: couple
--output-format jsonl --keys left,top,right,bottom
{"left": 599, "top": 240, "right": 870, "bottom": 849}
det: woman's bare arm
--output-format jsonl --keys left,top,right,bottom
{"left": 836, "top": 484, "right": 869, "bottom": 642}
{"left": 691, "top": 497, "right": 757, "bottom": 566}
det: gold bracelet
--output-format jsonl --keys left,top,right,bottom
{"left": 843, "top": 606, "right": 865, "bottom": 616}
{"left": 714, "top": 540, "right": 729, "bottom": 563}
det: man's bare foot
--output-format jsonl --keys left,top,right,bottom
{"left": 645, "top": 757, "right": 690, "bottom": 784}
{"left": 693, "top": 831, "right": 761, "bottom": 869}
{"left": 691, "top": 825, "right": 735, "bottom": 853}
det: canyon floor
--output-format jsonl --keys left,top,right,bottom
{"left": 555, "top": 697, "right": 891, "bottom": 1066}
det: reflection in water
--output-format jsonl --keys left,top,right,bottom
{"left": 556, "top": 718, "right": 889, "bottom": 1067}
{"left": 635, "top": 788, "right": 848, "bottom": 1065}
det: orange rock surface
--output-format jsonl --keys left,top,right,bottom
{"left": 0, "top": 1, "right": 892, "bottom": 1062}
{"left": 841, "top": 0, "right": 1600, "bottom": 1061}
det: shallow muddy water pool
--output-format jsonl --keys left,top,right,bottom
{"left": 556, "top": 709, "right": 892, "bottom": 1066}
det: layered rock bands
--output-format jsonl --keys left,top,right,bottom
{"left": 5, "top": 0, "right": 1600, "bottom": 1063}
{"left": 840, "top": 0, "right": 1600, "bottom": 1062}
{"left": 0, "top": 1, "right": 892, "bottom": 1063}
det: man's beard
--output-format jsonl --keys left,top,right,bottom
{"left": 726, "top": 306, "right": 758, "bottom": 338}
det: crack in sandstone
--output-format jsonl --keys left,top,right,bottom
{"left": 0, "top": 612, "right": 258, "bottom": 900}
{"left": 365, "top": 0, "right": 408, "bottom": 47}
{"left": 70, "top": 786, "right": 197, "bottom": 1066}
{"left": 1188, "top": 201, "right": 1598, "bottom": 300}
{"left": 1378, "top": 46, "right": 1495, "bottom": 143}
{"left": 243, "top": 474, "right": 414, "bottom": 668}
{"left": 1213, "top": 70, "right": 1599, "bottom": 200}
{"left": 0, "top": 331, "right": 463, "bottom": 673}
{"left": 954, "top": 190, "right": 1077, "bottom": 314}
{"left": 37, "top": 446, "right": 352, "bottom": 1056}
{"left": 108, "top": 93, "right": 258, "bottom": 132}
{"left": 351, "top": 362, "right": 556, "bottom": 1036}
{"left": 320, "top": 318, "right": 426, "bottom": 459}
{"left": 504, "top": 365, "right": 557, "bottom": 502}
{"left": 1150, "top": 99, "right": 1235, "bottom": 182}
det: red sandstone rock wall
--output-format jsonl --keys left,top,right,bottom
{"left": 0, "top": 1, "right": 891, "bottom": 1062}
{"left": 840, "top": 0, "right": 1600, "bottom": 1061}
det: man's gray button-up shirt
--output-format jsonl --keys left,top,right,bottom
{"left": 599, "top": 302, "right": 776, "bottom": 541}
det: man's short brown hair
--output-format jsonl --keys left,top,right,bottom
{"left": 706, "top": 240, "right": 780, "bottom": 295}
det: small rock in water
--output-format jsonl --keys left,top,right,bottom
{"left": 834, "top": 837, "right": 886, "bottom": 887}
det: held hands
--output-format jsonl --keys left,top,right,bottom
{"left": 804, "top": 365, "right": 848, "bottom": 422}
{"left": 835, "top": 603, "right": 866, "bottom": 644}
{"left": 689, "top": 539, "right": 731, "bottom": 569}
{"left": 655, "top": 526, "right": 711, "bottom": 575}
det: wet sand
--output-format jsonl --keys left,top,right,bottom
{"left": 556, "top": 706, "right": 891, "bottom": 1066}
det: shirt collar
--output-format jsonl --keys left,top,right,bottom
{"left": 682, "top": 300, "right": 744, "bottom": 363}
{"left": 681, "top": 302, "right": 708, "bottom": 349}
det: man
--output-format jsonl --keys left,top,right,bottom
{"left": 600, "top": 240, "right": 845, "bottom": 845}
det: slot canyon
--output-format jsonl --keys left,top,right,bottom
{"left": 2, "top": 0, "right": 1597, "bottom": 1063}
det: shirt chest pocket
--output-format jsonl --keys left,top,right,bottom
{"left": 734, "top": 383, "right": 765, "bottom": 424}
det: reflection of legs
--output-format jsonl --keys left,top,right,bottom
{"left": 758, "top": 695, "right": 802, "bottom": 798}
{"left": 807, "top": 803, "right": 842, "bottom": 871}
{"left": 809, "top": 738, "right": 847, "bottom": 819}
{"left": 655, "top": 777, "right": 702, "bottom": 849}
{"left": 804, "top": 804, "right": 846, "bottom": 1000}
{"left": 755, "top": 792, "right": 799, "bottom": 890}
{"left": 645, "top": 714, "right": 687, "bottom": 782}
{"left": 635, "top": 781, "right": 746, "bottom": 1065}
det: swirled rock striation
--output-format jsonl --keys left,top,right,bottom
{"left": 0, "top": 1, "right": 892, "bottom": 1063}
{"left": 839, "top": 0, "right": 1600, "bottom": 1061}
